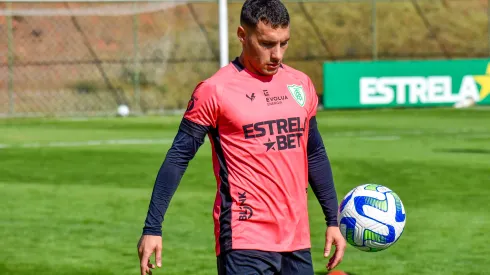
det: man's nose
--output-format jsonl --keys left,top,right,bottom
{"left": 271, "top": 45, "right": 283, "bottom": 62}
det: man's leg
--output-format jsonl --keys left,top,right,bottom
{"left": 280, "top": 249, "right": 314, "bottom": 275}
{"left": 217, "top": 250, "right": 281, "bottom": 275}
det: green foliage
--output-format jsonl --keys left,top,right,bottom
{"left": 71, "top": 80, "right": 99, "bottom": 94}
{"left": 121, "top": 67, "right": 152, "bottom": 88}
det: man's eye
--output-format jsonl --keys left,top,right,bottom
{"left": 280, "top": 41, "right": 288, "bottom": 47}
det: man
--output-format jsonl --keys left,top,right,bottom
{"left": 137, "top": 0, "right": 346, "bottom": 274}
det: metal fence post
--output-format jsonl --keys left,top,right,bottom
{"left": 372, "top": 0, "right": 378, "bottom": 60}
{"left": 132, "top": 1, "right": 141, "bottom": 113}
{"left": 488, "top": 0, "right": 490, "bottom": 56}
{"left": 7, "top": 2, "right": 15, "bottom": 115}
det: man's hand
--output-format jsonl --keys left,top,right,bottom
{"left": 137, "top": 235, "right": 163, "bottom": 275}
{"left": 324, "top": 226, "right": 346, "bottom": 271}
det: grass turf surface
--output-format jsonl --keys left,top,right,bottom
{"left": 1, "top": 108, "right": 489, "bottom": 275}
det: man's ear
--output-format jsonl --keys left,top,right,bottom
{"left": 237, "top": 26, "right": 246, "bottom": 45}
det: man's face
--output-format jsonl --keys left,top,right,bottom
{"left": 238, "top": 21, "right": 290, "bottom": 76}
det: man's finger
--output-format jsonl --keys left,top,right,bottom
{"left": 326, "top": 249, "right": 337, "bottom": 270}
{"left": 327, "top": 245, "right": 345, "bottom": 270}
{"left": 328, "top": 257, "right": 341, "bottom": 270}
{"left": 140, "top": 252, "right": 151, "bottom": 275}
{"left": 324, "top": 236, "right": 332, "bottom": 258}
{"left": 147, "top": 257, "right": 157, "bottom": 269}
{"left": 327, "top": 251, "right": 336, "bottom": 269}
{"left": 156, "top": 244, "right": 162, "bottom": 268}
{"left": 140, "top": 264, "right": 149, "bottom": 275}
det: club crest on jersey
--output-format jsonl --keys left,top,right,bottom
{"left": 287, "top": 85, "right": 306, "bottom": 107}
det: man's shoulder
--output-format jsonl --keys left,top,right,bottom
{"left": 203, "top": 63, "right": 240, "bottom": 86}
{"left": 280, "top": 63, "right": 311, "bottom": 82}
{"left": 192, "top": 63, "right": 238, "bottom": 96}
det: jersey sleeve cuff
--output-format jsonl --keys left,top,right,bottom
{"left": 327, "top": 219, "right": 339, "bottom": 227}
{"left": 142, "top": 228, "right": 163, "bottom": 236}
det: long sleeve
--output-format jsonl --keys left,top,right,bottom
{"left": 142, "top": 118, "right": 210, "bottom": 235}
{"left": 307, "top": 116, "right": 339, "bottom": 227}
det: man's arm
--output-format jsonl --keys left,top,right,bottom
{"left": 307, "top": 116, "right": 338, "bottom": 226}
{"left": 139, "top": 81, "right": 218, "bottom": 275}
{"left": 143, "top": 118, "right": 210, "bottom": 235}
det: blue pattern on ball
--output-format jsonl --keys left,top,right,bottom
{"left": 354, "top": 196, "right": 397, "bottom": 243}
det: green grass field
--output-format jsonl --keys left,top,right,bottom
{"left": 1, "top": 108, "right": 489, "bottom": 275}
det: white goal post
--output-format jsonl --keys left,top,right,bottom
{"left": 219, "top": 0, "right": 229, "bottom": 68}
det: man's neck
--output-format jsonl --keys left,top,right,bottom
{"left": 236, "top": 53, "right": 276, "bottom": 82}
{"left": 238, "top": 53, "right": 261, "bottom": 76}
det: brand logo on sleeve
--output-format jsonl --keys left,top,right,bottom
{"left": 185, "top": 95, "right": 197, "bottom": 112}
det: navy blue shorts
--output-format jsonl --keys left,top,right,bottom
{"left": 217, "top": 249, "right": 314, "bottom": 275}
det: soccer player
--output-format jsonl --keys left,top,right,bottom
{"left": 137, "top": 0, "right": 346, "bottom": 274}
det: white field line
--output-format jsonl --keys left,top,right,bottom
{"left": 1, "top": 129, "right": 489, "bottom": 149}
{"left": 359, "top": 136, "right": 401, "bottom": 141}
{"left": 0, "top": 139, "right": 174, "bottom": 149}
{"left": 327, "top": 129, "right": 490, "bottom": 138}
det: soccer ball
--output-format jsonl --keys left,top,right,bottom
{"left": 338, "top": 184, "right": 406, "bottom": 252}
{"left": 117, "top": 104, "right": 130, "bottom": 117}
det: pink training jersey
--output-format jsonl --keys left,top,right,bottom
{"left": 183, "top": 58, "right": 318, "bottom": 256}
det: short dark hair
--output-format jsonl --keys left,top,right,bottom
{"left": 240, "top": 0, "right": 290, "bottom": 29}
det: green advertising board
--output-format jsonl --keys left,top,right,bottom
{"left": 323, "top": 59, "right": 490, "bottom": 109}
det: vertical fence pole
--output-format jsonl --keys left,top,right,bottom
{"left": 132, "top": 1, "right": 141, "bottom": 113}
{"left": 219, "top": 0, "right": 229, "bottom": 67}
{"left": 488, "top": 0, "right": 490, "bottom": 56}
{"left": 7, "top": 2, "right": 15, "bottom": 115}
{"left": 372, "top": 0, "right": 378, "bottom": 60}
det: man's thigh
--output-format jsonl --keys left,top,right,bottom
{"left": 280, "top": 249, "right": 314, "bottom": 275}
{"left": 217, "top": 250, "right": 281, "bottom": 275}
